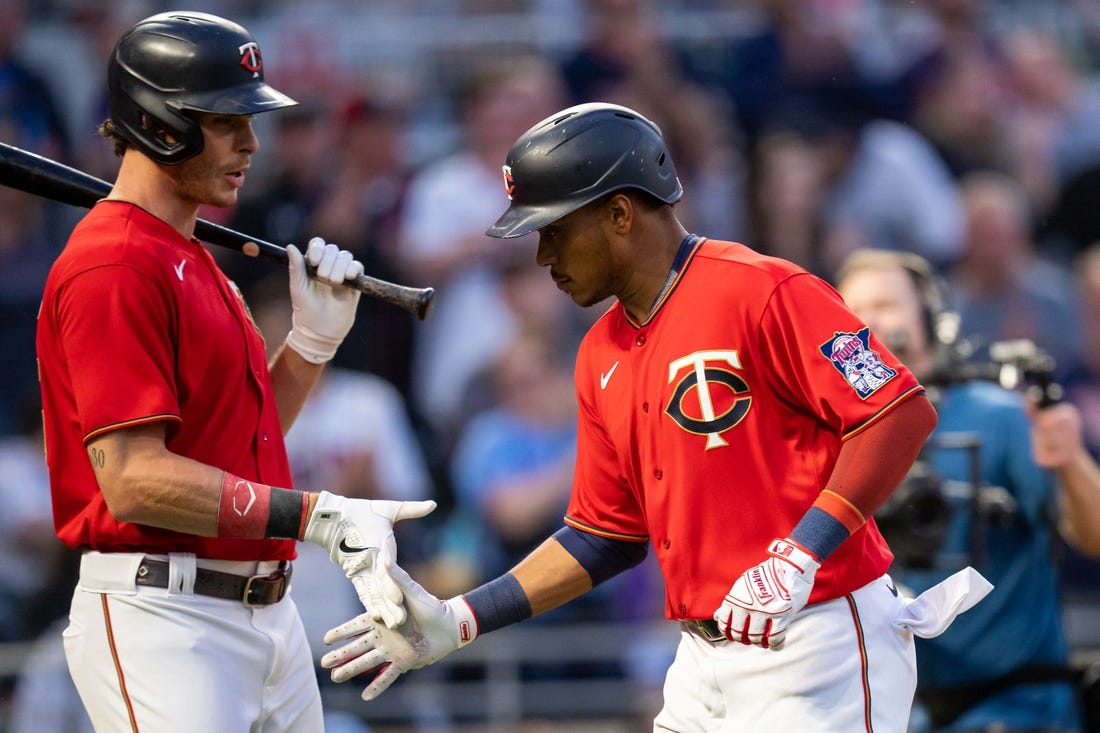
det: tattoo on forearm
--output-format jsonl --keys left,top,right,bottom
{"left": 89, "top": 447, "right": 106, "bottom": 469}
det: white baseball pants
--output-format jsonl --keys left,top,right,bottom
{"left": 655, "top": 574, "right": 917, "bottom": 732}
{"left": 63, "top": 551, "right": 323, "bottom": 732}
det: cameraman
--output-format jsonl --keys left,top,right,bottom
{"left": 836, "top": 249, "right": 1081, "bottom": 733}
{"left": 1029, "top": 400, "right": 1100, "bottom": 559}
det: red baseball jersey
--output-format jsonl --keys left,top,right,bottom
{"left": 565, "top": 238, "right": 923, "bottom": 620}
{"left": 36, "top": 201, "right": 295, "bottom": 561}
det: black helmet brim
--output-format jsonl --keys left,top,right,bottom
{"left": 486, "top": 198, "right": 587, "bottom": 239}
{"left": 170, "top": 81, "right": 297, "bottom": 116}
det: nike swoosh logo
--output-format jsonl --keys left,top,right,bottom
{"left": 174, "top": 260, "right": 186, "bottom": 281}
{"left": 338, "top": 538, "right": 377, "bottom": 553}
{"left": 600, "top": 361, "right": 620, "bottom": 390}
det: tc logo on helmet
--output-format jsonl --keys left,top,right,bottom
{"left": 501, "top": 165, "right": 515, "bottom": 199}
{"left": 239, "top": 42, "right": 262, "bottom": 77}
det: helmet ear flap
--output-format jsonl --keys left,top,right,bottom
{"left": 109, "top": 89, "right": 204, "bottom": 165}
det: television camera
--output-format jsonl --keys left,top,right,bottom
{"left": 874, "top": 339, "right": 1061, "bottom": 570}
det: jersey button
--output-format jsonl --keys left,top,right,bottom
{"left": 642, "top": 402, "right": 649, "bottom": 413}
{"left": 262, "top": 433, "right": 269, "bottom": 442}
{"left": 635, "top": 334, "right": 646, "bottom": 347}
{"left": 678, "top": 603, "right": 687, "bottom": 616}
{"left": 663, "top": 538, "right": 671, "bottom": 549}
{"left": 654, "top": 469, "right": 663, "bottom": 480}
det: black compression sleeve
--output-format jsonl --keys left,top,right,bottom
{"left": 552, "top": 525, "right": 649, "bottom": 585}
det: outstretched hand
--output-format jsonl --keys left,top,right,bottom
{"left": 322, "top": 562, "right": 477, "bottom": 700}
{"left": 303, "top": 492, "right": 436, "bottom": 627}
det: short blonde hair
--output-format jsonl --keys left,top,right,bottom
{"left": 834, "top": 249, "right": 937, "bottom": 291}
{"left": 834, "top": 249, "right": 945, "bottom": 340}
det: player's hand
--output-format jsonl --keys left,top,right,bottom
{"left": 712, "top": 537, "right": 821, "bottom": 650}
{"left": 286, "top": 237, "right": 365, "bottom": 363}
{"left": 321, "top": 562, "right": 477, "bottom": 700}
{"left": 303, "top": 491, "right": 437, "bottom": 627}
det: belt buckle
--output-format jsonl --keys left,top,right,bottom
{"left": 694, "top": 619, "right": 726, "bottom": 643}
{"left": 242, "top": 562, "right": 292, "bottom": 607}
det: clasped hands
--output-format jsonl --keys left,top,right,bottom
{"left": 304, "top": 493, "right": 468, "bottom": 700}
{"left": 302, "top": 491, "right": 436, "bottom": 628}
{"left": 320, "top": 561, "right": 475, "bottom": 700}
{"left": 317, "top": 536, "right": 821, "bottom": 702}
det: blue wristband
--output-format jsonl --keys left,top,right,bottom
{"left": 789, "top": 507, "right": 850, "bottom": 561}
{"left": 463, "top": 573, "right": 532, "bottom": 635}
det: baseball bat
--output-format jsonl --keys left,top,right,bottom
{"left": 0, "top": 141, "right": 434, "bottom": 319}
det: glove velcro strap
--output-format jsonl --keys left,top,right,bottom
{"left": 286, "top": 326, "right": 341, "bottom": 364}
{"left": 767, "top": 538, "right": 819, "bottom": 573}
{"left": 446, "top": 596, "right": 479, "bottom": 646}
{"left": 302, "top": 490, "right": 344, "bottom": 545}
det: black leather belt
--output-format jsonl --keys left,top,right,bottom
{"left": 135, "top": 558, "right": 292, "bottom": 606}
{"left": 690, "top": 619, "right": 726, "bottom": 642}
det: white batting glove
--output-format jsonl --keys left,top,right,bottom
{"left": 285, "top": 237, "right": 365, "bottom": 364}
{"left": 713, "top": 538, "right": 821, "bottom": 650}
{"left": 303, "top": 491, "right": 437, "bottom": 627}
{"left": 321, "top": 563, "right": 477, "bottom": 700}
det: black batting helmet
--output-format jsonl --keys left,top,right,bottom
{"left": 486, "top": 102, "right": 683, "bottom": 239}
{"left": 108, "top": 11, "right": 296, "bottom": 165}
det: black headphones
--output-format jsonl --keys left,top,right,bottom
{"left": 897, "top": 255, "right": 957, "bottom": 349}
{"left": 892, "top": 254, "right": 973, "bottom": 389}
{"left": 837, "top": 249, "right": 964, "bottom": 384}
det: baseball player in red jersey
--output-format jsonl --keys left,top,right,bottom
{"left": 320, "top": 104, "right": 992, "bottom": 730}
{"left": 36, "top": 12, "right": 434, "bottom": 731}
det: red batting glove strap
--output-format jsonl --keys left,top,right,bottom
{"left": 768, "top": 537, "right": 821, "bottom": 570}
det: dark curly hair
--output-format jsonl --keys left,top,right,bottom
{"left": 98, "top": 118, "right": 130, "bottom": 158}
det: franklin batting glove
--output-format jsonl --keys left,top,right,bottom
{"left": 286, "top": 237, "right": 364, "bottom": 364}
{"left": 303, "top": 491, "right": 436, "bottom": 627}
{"left": 321, "top": 562, "right": 477, "bottom": 700}
{"left": 713, "top": 537, "right": 820, "bottom": 650}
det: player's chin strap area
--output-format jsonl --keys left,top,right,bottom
{"left": 891, "top": 566, "right": 993, "bottom": 638}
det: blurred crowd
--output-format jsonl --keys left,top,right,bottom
{"left": 5, "top": 0, "right": 1100, "bottom": 729}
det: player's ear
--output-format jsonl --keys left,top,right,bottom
{"left": 605, "top": 192, "right": 633, "bottom": 234}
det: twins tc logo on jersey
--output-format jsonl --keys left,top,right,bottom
{"left": 820, "top": 327, "right": 897, "bottom": 399}
{"left": 664, "top": 350, "right": 752, "bottom": 450}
